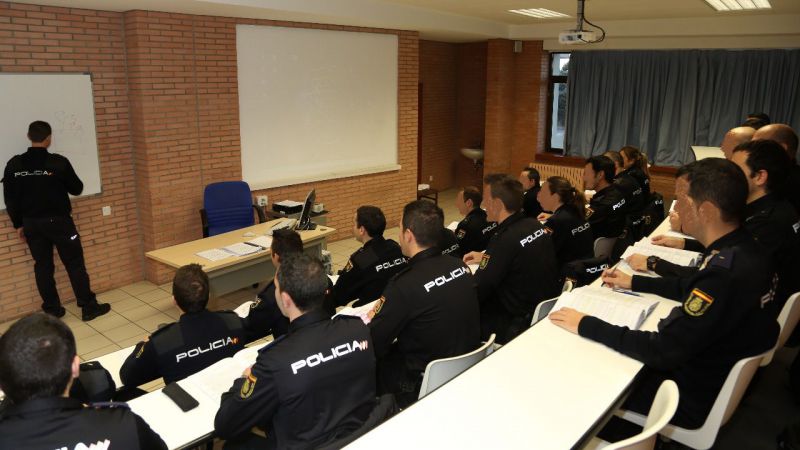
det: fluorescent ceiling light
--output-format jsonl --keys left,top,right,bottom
{"left": 509, "top": 8, "right": 570, "bottom": 19}
{"left": 703, "top": 0, "right": 771, "bottom": 11}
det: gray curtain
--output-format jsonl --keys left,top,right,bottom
{"left": 565, "top": 49, "right": 800, "bottom": 166}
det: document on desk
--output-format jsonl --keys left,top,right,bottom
{"left": 335, "top": 299, "right": 378, "bottom": 324}
{"left": 222, "top": 242, "right": 264, "bottom": 256}
{"left": 446, "top": 221, "right": 459, "bottom": 231}
{"left": 553, "top": 286, "right": 660, "bottom": 330}
{"left": 246, "top": 235, "right": 273, "bottom": 249}
{"left": 615, "top": 260, "right": 658, "bottom": 278}
{"left": 195, "top": 248, "right": 233, "bottom": 262}
{"left": 622, "top": 238, "right": 702, "bottom": 267}
{"left": 188, "top": 344, "right": 267, "bottom": 401}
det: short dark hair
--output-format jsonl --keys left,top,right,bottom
{"left": 586, "top": 156, "right": 616, "bottom": 184}
{"left": 675, "top": 158, "right": 747, "bottom": 224}
{"left": 522, "top": 167, "right": 540, "bottom": 187}
{"left": 461, "top": 186, "right": 482, "bottom": 208}
{"left": 0, "top": 314, "right": 75, "bottom": 403}
{"left": 356, "top": 206, "right": 386, "bottom": 238}
{"left": 732, "top": 139, "right": 791, "bottom": 195}
{"left": 27, "top": 121, "right": 52, "bottom": 143}
{"left": 401, "top": 200, "right": 444, "bottom": 248}
{"left": 271, "top": 229, "right": 303, "bottom": 258}
{"left": 483, "top": 173, "right": 523, "bottom": 212}
{"left": 172, "top": 263, "right": 209, "bottom": 313}
{"left": 747, "top": 112, "right": 771, "bottom": 123}
{"left": 276, "top": 254, "right": 328, "bottom": 312}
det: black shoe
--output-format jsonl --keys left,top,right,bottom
{"left": 82, "top": 303, "right": 111, "bottom": 322}
{"left": 44, "top": 307, "right": 66, "bottom": 318}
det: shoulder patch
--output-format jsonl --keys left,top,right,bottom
{"left": 709, "top": 248, "right": 734, "bottom": 270}
{"left": 684, "top": 288, "right": 714, "bottom": 317}
{"left": 240, "top": 373, "right": 257, "bottom": 399}
{"left": 456, "top": 229, "right": 466, "bottom": 240}
{"left": 585, "top": 207, "right": 595, "bottom": 219}
{"left": 479, "top": 253, "right": 490, "bottom": 270}
{"left": 371, "top": 296, "right": 386, "bottom": 318}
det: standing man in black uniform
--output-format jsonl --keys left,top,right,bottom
{"left": 369, "top": 200, "right": 480, "bottom": 407}
{"left": 0, "top": 313, "right": 167, "bottom": 449}
{"left": 584, "top": 155, "right": 628, "bottom": 239}
{"left": 464, "top": 174, "right": 560, "bottom": 344}
{"left": 552, "top": 158, "right": 779, "bottom": 432}
{"left": 215, "top": 254, "right": 379, "bottom": 449}
{"left": 454, "top": 186, "right": 496, "bottom": 256}
{"left": 332, "top": 206, "right": 406, "bottom": 307}
{"left": 120, "top": 264, "right": 246, "bottom": 387}
{"left": 2, "top": 121, "right": 110, "bottom": 321}
{"left": 519, "top": 166, "right": 544, "bottom": 218}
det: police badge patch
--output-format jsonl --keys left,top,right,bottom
{"left": 344, "top": 259, "right": 353, "bottom": 272}
{"left": 371, "top": 296, "right": 386, "bottom": 318}
{"left": 585, "top": 207, "right": 595, "bottom": 219}
{"left": 684, "top": 288, "right": 713, "bottom": 317}
{"left": 240, "top": 374, "right": 257, "bottom": 399}
{"left": 479, "top": 254, "right": 490, "bottom": 270}
{"left": 456, "top": 229, "right": 466, "bottom": 240}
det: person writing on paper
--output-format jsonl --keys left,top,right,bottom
{"left": 215, "top": 254, "right": 381, "bottom": 449}
{"left": 244, "top": 229, "right": 334, "bottom": 342}
{"left": 1, "top": 120, "right": 111, "bottom": 321}
{"left": 464, "top": 174, "right": 560, "bottom": 344}
{"left": 550, "top": 158, "right": 779, "bottom": 432}
{"left": 583, "top": 156, "right": 628, "bottom": 239}
{"left": 332, "top": 206, "right": 406, "bottom": 307}
{"left": 369, "top": 200, "right": 480, "bottom": 407}
{"left": 0, "top": 314, "right": 167, "bottom": 449}
{"left": 120, "top": 264, "right": 246, "bottom": 389}
{"left": 536, "top": 176, "right": 593, "bottom": 270}
{"left": 453, "top": 186, "right": 496, "bottom": 255}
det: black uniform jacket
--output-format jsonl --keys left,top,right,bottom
{"left": 2, "top": 147, "right": 83, "bottom": 228}
{"left": 581, "top": 228, "right": 779, "bottom": 426}
{"left": 369, "top": 247, "right": 480, "bottom": 374}
{"left": 333, "top": 237, "right": 407, "bottom": 307}
{"left": 543, "top": 204, "right": 594, "bottom": 269}
{"left": 120, "top": 309, "right": 246, "bottom": 386}
{"left": 214, "top": 311, "right": 376, "bottom": 449}
{"left": 613, "top": 171, "right": 645, "bottom": 215}
{"left": 474, "top": 212, "right": 561, "bottom": 316}
{"left": 439, "top": 228, "right": 461, "bottom": 257}
{"left": 455, "top": 208, "right": 496, "bottom": 256}
{"left": 0, "top": 397, "right": 166, "bottom": 450}
{"left": 587, "top": 184, "right": 627, "bottom": 239}
{"left": 786, "top": 164, "right": 800, "bottom": 214}
{"left": 244, "top": 278, "right": 335, "bottom": 342}
{"left": 522, "top": 186, "right": 544, "bottom": 218}
{"left": 622, "top": 165, "right": 651, "bottom": 203}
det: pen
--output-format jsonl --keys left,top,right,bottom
{"left": 601, "top": 264, "right": 617, "bottom": 288}
{"left": 612, "top": 288, "right": 642, "bottom": 297}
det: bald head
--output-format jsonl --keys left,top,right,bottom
{"left": 753, "top": 124, "right": 798, "bottom": 161}
{"left": 720, "top": 127, "right": 756, "bottom": 160}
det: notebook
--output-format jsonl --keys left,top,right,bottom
{"left": 621, "top": 238, "right": 702, "bottom": 267}
{"left": 553, "top": 286, "right": 660, "bottom": 330}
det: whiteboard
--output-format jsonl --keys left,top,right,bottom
{"left": 0, "top": 73, "right": 102, "bottom": 210}
{"left": 237, "top": 25, "right": 399, "bottom": 189}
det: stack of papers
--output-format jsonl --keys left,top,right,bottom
{"left": 195, "top": 249, "right": 232, "bottom": 262}
{"left": 275, "top": 200, "right": 303, "bottom": 208}
{"left": 621, "top": 238, "right": 702, "bottom": 267}
{"left": 553, "top": 286, "right": 660, "bottom": 330}
{"left": 221, "top": 243, "right": 263, "bottom": 256}
{"left": 335, "top": 299, "right": 378, "bottom": 325}
{"left": 196, "top": 242, "right": 267, "bottom": 261}
{"left": 245, "top": 235, "right": 272, "bottom": 249}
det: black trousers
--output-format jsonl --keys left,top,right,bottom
{"left": 22, "top": 216, "right": 97, "bottom": 312}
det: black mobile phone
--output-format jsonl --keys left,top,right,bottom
{"left": 162, "top": 382, "right": 199, "bottom": 412}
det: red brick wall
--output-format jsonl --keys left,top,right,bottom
{"left": 419, "top": 40, "right": 457, "bottom": 191}
{"left": 484, "top": 39, "right": 515, "bottom": 175}
{"left": 510, "top": 41, "right": 548, "bottom": 171}
{"left": 455, "top": 42, "right": 487, "bottom": 189}
{"left": 0, "top": 2, "right": 144, "bottom": 320}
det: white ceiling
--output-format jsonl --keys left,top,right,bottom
{"left": 9, "top": 0, "right": 800, "bottom": 47}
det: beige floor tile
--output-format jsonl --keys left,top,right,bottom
{"left": 162, "top": 308, "right": 182, "bottom": 321}
{"left": 148, "top": 296, "right": 176, "bottom": 312}
{"left": 136, "top": 288, "right": 172, "bottom": 304}
{"left": 87, "top": 312, "right": 130, "bottom": 333}
{"left": 70, "top": 324, "right": 99, "bottom": 340}
{"left": 120, "top": 304, "right": 162, "bottom": 322}
{"left": 111, "top": 297, "right": 147, "bottom": 313}
{"left": 76, "top": 334, "right": 115, "bottom": 355}
{"left": 137, "top": 313, "right": 175, "bottom": 333}
{"left": 119, "top": 281, "right": 160, "bottom": 296}
{"left": 102, "top": 323, "right": 147, "bottom": 343}
{"left": 0, "top": 319, "right": 15, "bottom": 334}
{"left": 80, "top": 343, "right": 122, "bottom": 361}
{"left": 159, "top": 282, "right": 172, "bottom": 291}
{"left": 116, "top": 333, "right": 149, "bottom": 349}
{"left": 97, "top": 289, "right": 135, "bottom": 304}
{"left": 64, "top": 302, "right": 81, "bottom": 316}
{"left": 60, "top": 311, "right": 83, "bottom": 327}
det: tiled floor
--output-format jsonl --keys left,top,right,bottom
{"left": 0, "top": 188, "right": 463, "bottom": 365}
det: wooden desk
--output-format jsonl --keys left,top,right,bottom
{"left": 145, "top": 220, "right": 336, "bottom": 296}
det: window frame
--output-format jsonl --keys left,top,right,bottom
{"left": 546, "top": 52, "right": 570, "bottom": 154}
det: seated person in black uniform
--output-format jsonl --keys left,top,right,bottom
{"left": 583, "top": 155, "right": 628, "bottom": 239}
{"left": 604, "top": 150, "right": 645, "bottom": 215}
{"left": 464, "top": 174, "right": 560, "bottom": 344}
{"left": 332, "top": 206, "right": 406, "bottom": 307}
{"left": 0, "top": 314, "right": 166, "bottom": 449}
{"left": 519, "top": 166, "right": 544, "bottom": 218}
{"left": 439, "top": 227, "right": 461, "bottom": 257}
{"left": 454, "top": 186, "right": 496, "bottom": 256}
{"left": 552, "top": 158, "right": 779, "bottom": 434}
{"left": 120, "top": 264, "right": 246, "bottom": 387}
{"left": 215, "top": 254, "right": 379, "bottom": 449}
{"left": 370, "top": 200, "right": 480, "bottom": 407}
{"left": 619, "top": 146, "right": 651, "bottom": 202}
{"left": 754, "top": 123, "right": 800, "bottom": 213}
{"left": 536, "top": 176, "right": 593, "bottom": 269}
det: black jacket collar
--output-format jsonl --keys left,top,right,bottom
{"left": 288, "top": 309, "right": 330, "bottom": 334}
{"left": 4, "top": 396, "right": 83, "bottom": 418}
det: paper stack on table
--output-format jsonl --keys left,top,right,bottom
{"left": 553, "top": 286, "right": 660, "bottom": 330}
{"left": 621, "top": 238, "right": 702, "bottom": 267}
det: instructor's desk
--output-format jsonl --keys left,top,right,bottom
{"left": 145, "top": 220, "right": 336, "bottom": 296}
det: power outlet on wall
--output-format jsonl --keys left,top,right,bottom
{"left": 257, "top": 195, "right": 268, "bottom": 206}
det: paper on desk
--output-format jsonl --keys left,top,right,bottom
{"left": 446, "top": 221, "right": 459, "bottom": 231}
{"left": 615, "top": 260, "right": 658, "bottom": 278}
{"left": 553, "top": 286, "right": 659, "bottom": 330}
{"left": 195, "top": 248, "right": 232, "bottom": 262}
{"left": 188, "top": 344, "right": 267, "bottom": 401}
{"left": 246, "top": 235, "right": 273, "bottom": 249}
{"left": 222, "top": 242, "right": 263, "bottom": 256}
{"left": 275, "top": 200, "right": 303, "bottom": 207}
{"left": 328, "top": 274, "right": 339, "bottom": 285}
{"left": 335, "top": 299, "right": 378, "bottom": 324}
{"left": 233, "top": 300, "right": 253, "bottom": 318}
{"left": 621, "top": 238, "right": 702, "bottom": 267}
{"left": 468, "top": 264, "right": 479, "bottom": 274}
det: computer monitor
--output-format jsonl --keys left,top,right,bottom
{"left": 296, "top": 189, "right": 317, "bottom": 231}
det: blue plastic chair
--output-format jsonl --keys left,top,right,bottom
{"left": 200, "top": 181, "right": 265, "bottom": 237}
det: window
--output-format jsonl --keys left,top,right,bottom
{"left": 547, "top": 53, "right": 570, "bottom": 153}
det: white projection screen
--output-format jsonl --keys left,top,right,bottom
{"left": 236, "top": 25, "right": 399, "bottom": 189}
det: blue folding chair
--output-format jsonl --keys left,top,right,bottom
{"left": 200, "top": 181, "right": 265, "bottom": 237}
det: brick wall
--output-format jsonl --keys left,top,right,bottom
{"left": 0, "top": 2, "right": 143, "bottom": 320}
{"left": 455, "top": 42, "right": 487, "bottom": 189}
{"left": 419, "top": 40, "right": 457, "bottom": 191}
{"left": 484, "top": 39, "right": 515, "bottom": 176}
